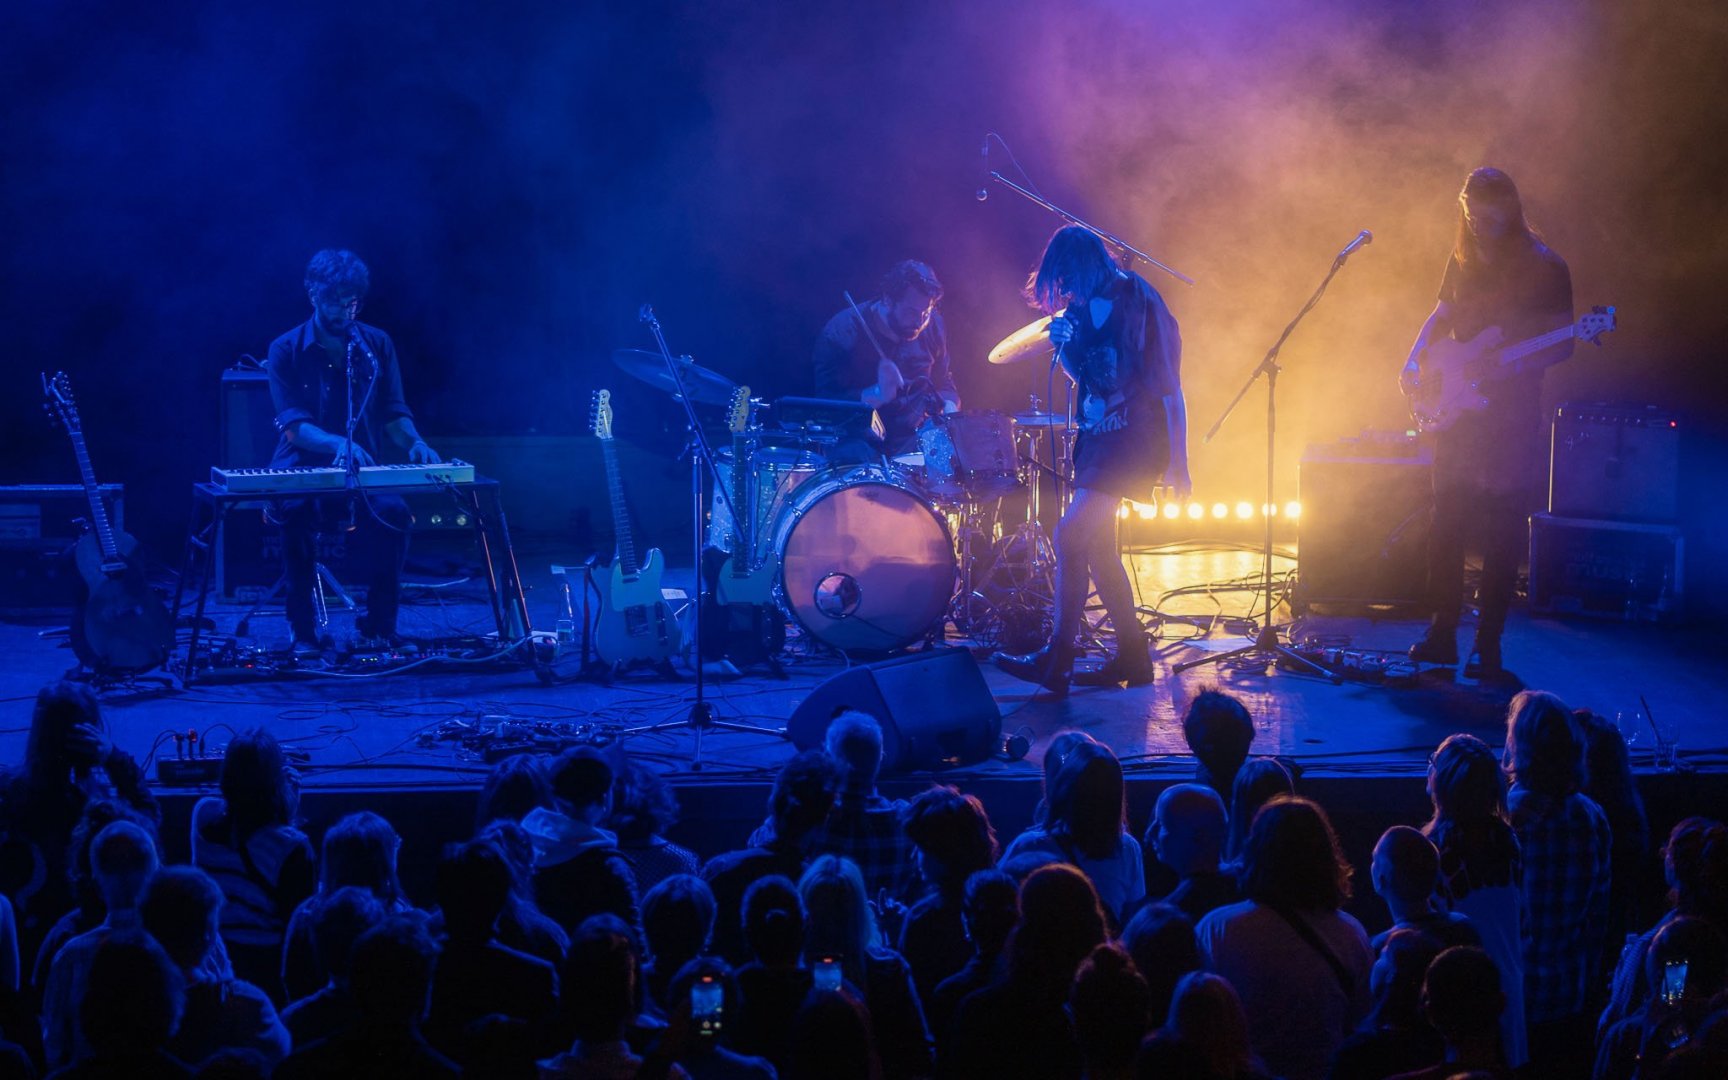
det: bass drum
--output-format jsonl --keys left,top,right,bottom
{"left": 773, "top": 466, "right": 956, "bottom": 654}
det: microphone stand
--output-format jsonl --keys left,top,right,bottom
{"left": 1172, "top": 241, "right": 1368, "bottom": 683}
{"left": 619, "top": 305, "right": 785, "bottom": 770}
{"left": 984, "top": 170, "right": 1195, "bottom": 287}
{"left": 341, "top": 341, "right": 362, "bottom": 532}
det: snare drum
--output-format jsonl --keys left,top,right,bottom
{"left": 772, "top": 465, "right": 956, "bottom": 653}
{"left": 918, "top": 410, "right": 1021, "bottom": 501}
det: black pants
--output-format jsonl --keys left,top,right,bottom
{"left": 1424, "top": 412, "right": 1538, "bottom": 643}
{"left": 280, "top": 494, "right": 411, "bottom": 640}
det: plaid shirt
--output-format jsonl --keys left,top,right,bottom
{"left": 749, "top": 775, "right": 914, "bottom": 901}
{"left": 1510, "top": 785, "right": 1612, "bottom": 1023}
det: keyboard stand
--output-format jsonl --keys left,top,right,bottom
{"left": 173, "top": 478, "right": 531, "bottom": 682}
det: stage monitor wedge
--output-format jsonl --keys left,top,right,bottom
{"left": 787, "top": 648, "right": 1001, "bottom": 774}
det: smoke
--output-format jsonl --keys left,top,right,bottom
{"left": 2, "top": 0, "right": 1723, "bottom": 568}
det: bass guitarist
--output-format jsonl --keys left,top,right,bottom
{"left": 1401, "top": 168, "right": 1572, "bottom": 678}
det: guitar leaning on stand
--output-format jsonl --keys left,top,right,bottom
{"left": 41, "top": 372, "right": 174, "bottom": 677}
{"left": 589, "top": 389, "right": 682, "bottom": 673}
{"left": 703, "top": 385, "right": 786, "bottom": 671}
{"left": 1407, "top": 306, "right": 1617, "bottom": 432}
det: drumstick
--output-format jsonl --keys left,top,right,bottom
{"left": 844, "top": 291, "right": 894, "bottom": 364}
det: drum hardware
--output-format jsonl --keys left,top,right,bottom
{"left": 771, "top": 396, "right": 883, "bottom": 445}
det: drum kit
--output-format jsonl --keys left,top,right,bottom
{"left": 610, "top": 313, "right": 1086, "bottom": 659}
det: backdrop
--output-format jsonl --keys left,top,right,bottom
{"left": 4, "top": 0, "right": 1725, "bottom": 598}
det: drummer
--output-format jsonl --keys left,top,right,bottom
{"left": 813, "top": 259, "right": 960, "bottom": 459}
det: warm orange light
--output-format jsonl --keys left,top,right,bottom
{"left": 1284, "top": 501, "right": 1302, "bottom": 519}
{"left": 1162, "top": 502, "right": 1181, "bottom": 520}
{"left": 1187, "top": 502, "right": 1205, "bottom": 520}
{"left": 1211, "top": 503, "right": 1228, "bottom": 519}
{"left": 1135, "top": 502, "right": 1158, "bottom": 520}
{"left": 1235, "top": 501, "right": 1254, "bottom": 520}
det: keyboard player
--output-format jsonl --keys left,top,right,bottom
{"left": 266, "top": 249, "right": 441, "bottom": 656}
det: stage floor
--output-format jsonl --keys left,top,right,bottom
{"left": 4, "top": 543, "right": 1723, "bottom": 792}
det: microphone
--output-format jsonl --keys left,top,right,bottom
{"left": 1002, "top": 725, "right": 1034, "bottom": 762}
{"left": 1337, "top": 229, "right": 1373, "bottom": 260}
{"left": 975, "top": 136, "right": 990, "bottom": 202}
{"left": 347, "top": 322, "right": 380, "bottom": 372}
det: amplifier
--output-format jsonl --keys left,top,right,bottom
{"left": 0, "top": 485, "right": 125, "bottom": 613}
{"left": 1528, "top": 512, "right": 1683, "bottom": 622}
{"left": 1548, "top": 403, "right": 1680, "bottom": 523}
{"left": 1294, "top": 445, "right": 1432, "bottom": 610}
{"left": 221, "top": 366, "right": 277, "bottom": 467}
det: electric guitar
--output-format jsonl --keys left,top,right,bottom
{"left": 589, "top": 389, "right": 682, "bottom": 668}
{"left": 41, "top": 372, "right": 174, "bottom": 675}
{"left": 1407, "top": 306, "right": 1617, "bottom": 433}
{"left": 715, "top": 386, "right": 777, "bottom": 606}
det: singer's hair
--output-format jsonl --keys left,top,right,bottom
{"left": 1452, "top": 167, "right": 1541, "bottom": 270}
{"left": 305, "top": 249, "right": 371, "bottom": 300}
{"left": 880, "top": 260, "right": 942, "bottom": 304}
{"left": 1026, "top": 225, "right": 1118, "bottom": 314}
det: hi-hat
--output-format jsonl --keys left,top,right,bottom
{"left": 612, "top": 349, "right": 736, "bottom": 405}
{"left": 1013, "top": 411, "right": 1069, "bottom": 428}
{"left": 987, "top": 316, "right": 1056, "bottom": 365}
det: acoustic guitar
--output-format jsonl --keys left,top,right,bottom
{"left": 589, "top": 389, "right": 683, "bottom": 668}
{"left": 41, "top": 372, "right": 174, "bottom": 675}
{"left": 1407, "top": 306, "right": 1617, "bottom": 433}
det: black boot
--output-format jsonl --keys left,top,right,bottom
{"left": 1073, "top": 635, "right": 1155, "bottom": 688}
{"left": 1407, "top": 624, "right": 1459, "bottom": 666}
{"left": 1463, "top": 634, "right": 1504, "bottom": 679}
{"left": 992, "top": 643, "right": 1073, "bottom": 696}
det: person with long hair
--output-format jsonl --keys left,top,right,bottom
{"left": 190, "top": 727, "right": 316, "bottom": 1004}
{"left": 1135, "top": 971, "right": 1270, "bottom": 1080}
{"left": 946, "top": 863, "right": 1109, "bottom": 1079}
{"left": 1195, "top": 796, "right": 1372, "bottom": 1080}
{"left": 994, "top": 225, "right": 1189, "bottom": 694}
{"left": 0, "top": 681, "right": 157, "bottom": 969}
{"left": 897, "top": 785, "right": 999, "bottom": 1005}
{"left": 1002, "top": 740, "right": 1145, "bottom": 924}
{"left": 1502, "top": 690, "right": 1612, "bottom": 1077}
{"left": 798, "top": 855, "right": 933, "bottom": 1079}
{"left": 280, "top": 809, "right": 417, "bottom": 1002}
{"left": 1401, "top": 168, "right": 1574, "bottom": 678}
{"left": 1421, "top": 731, "right": 1528, "bottom": 1069}
{"left": 1222, "top": 757, "right": 1294, "bottom": 866}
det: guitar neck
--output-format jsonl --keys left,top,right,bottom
{"left": 599, "top": 438, "right": 640, "bottom": 576}
{"left": 67, "top": 430, "right": 120, "bottom": 562}
{"left": 1497, "top": 323, "right": 1576, "bottom": 367}
{"left": 729, "top": 432, "right": 750, "bottom": 571}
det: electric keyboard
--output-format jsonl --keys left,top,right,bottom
{"left": 211, "top": 460, "right": 476, "bottom": 494}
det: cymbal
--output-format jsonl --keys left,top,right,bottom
{"left": 987, "top": 316, "right": 1055, "bottom": 365}
{"left": 611, "top": 349, "right": 736, "bottom": 405}
{"left": 1013, "top": 411, "right": 1070, "bottom": 428}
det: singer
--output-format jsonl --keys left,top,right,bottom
{"left": 995, "top": 225, "right": 1190, "bottom": 694}
{"left": 1400, "top": 168, "right": 1572, "bottom": 678}
{"left": 265, "top": 249, "right": 441, "bottom": 656}
{"left": 812, "top": 259, "right": 959, "bottom": 458}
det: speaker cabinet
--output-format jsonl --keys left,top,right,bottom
{"left": 1294, "top": 446, "right": 1432, "bottom": 610}
{"left": 221, "top": 367, "right": 277, "bottom": 467}
{"left": 787, "top": 649, "right": 1001, "bottom": 773}
{"left": 1529, "top": 512, "right": 1684, "bottom": 622}
{"left": 1549, "top": 403, "right": 1680, "bottom": 523}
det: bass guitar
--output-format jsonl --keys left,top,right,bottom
{"left": 589, "top": 389, "right": 683, "bottom": 669}
{"left": 1407, "top": 306, "right": 1617, "bottom": 433}
{"left": 41, "top": 372, "right": 174, "bottom": 675}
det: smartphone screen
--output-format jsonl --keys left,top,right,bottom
{"left": 814, "top": 956, "right": 842, "bottom": 992}
{"left": 692, "top": 976, "right": 723, "bottom": 1037}
{"left": 1663, "top": 960, "right": 1688, "bottom": 1006}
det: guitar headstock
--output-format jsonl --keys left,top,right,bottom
{"left": 41, "top": 371, "right": 82, "bottom": 435}
{"left": 1579, "top": 306, "right": 1617, "bottom": 344}
{"left": 727, "top": 385, "right": 752, "bottom": 434}
{"left": 589, "top": 389, "right": 614, "bottom": 441}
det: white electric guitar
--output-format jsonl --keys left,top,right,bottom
{"left": 1407, "top": 306, "right": 1617, "bottom": 433}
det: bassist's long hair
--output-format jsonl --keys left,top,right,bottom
{"left": 1453, "top": 167, "right": 1542, "bottom": 270}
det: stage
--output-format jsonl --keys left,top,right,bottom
{"left": 5, "top": 541, "right": 1723, "bottom": 925}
